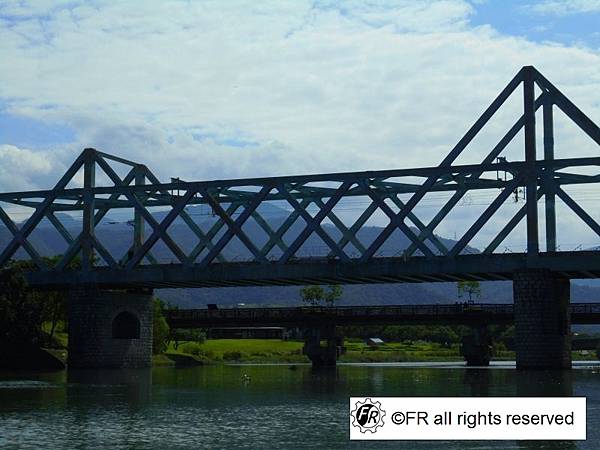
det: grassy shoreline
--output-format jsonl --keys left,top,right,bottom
{"left": 36, "top": 330, "right": 599, "bottom": 366}
{"left": 157, "top": 338, "right": 599, "bottom": 365}
{"left": 158, "top": 338, "right": 512, "bottom": 365}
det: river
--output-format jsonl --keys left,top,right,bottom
{"left": 1, "top": 362, "right": 599, "bottom": 449}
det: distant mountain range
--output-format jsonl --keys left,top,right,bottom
{"left": 3, "top": 206, "right": 600, "bottom": 309}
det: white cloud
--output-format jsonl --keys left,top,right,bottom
{"left": 0, "top": 0, "right": 599, "bottom": 248}
{"left": 527, "top": 0, "right": 600, "bottom": 15}
{"left": 0, "top": 144, "right": 63, "bottom": 192}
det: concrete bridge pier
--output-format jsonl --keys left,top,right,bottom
{"left": 302, "top": 324, "right": 345, "bottom": 368}
{"left": 513, "top": 270, "right": 571, "bottom": 370}
{"left": 460, "top": 326, "right": 491, "bottom": 366}
{"left": 68, "top": 287, "right": 154, "bottom": 369}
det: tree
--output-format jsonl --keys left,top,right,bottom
{"left": 0, "top": 267, "right": 44, "bottom": 347}
{"left": 152, "top": 298, "right": 170, "bottom": 354}
{"left": 40, "top": 291, "right": 67, "bottom": 343}
{"left": 457, "top": 281, "right": 481, "bottom": 303}
{"left": 300, "top": 285, "right": 323, "bottom": 306}
{"left": 300, "top": 285, "right": 343, "bottom": 307}
{"left": 21, "top": 256, "right": 70, "bottom": 345}
{"left": 169, "top": 328, "right": 205, "bottom": 350}
{"left": 324, "top": 285, "right": 342, "bottom": 307}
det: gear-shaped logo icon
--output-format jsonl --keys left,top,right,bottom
{"left": 351, "top": 398, "right": 386, "bottom": 433}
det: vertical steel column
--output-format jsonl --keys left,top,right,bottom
{"left": 82, "top": 148, "right": 96, "bottom": 271}
{"left": 543, "top": 95, "right": 556, "bottom": 252}
{"left": 523, "top": 67, "right": 539, "bottom": 256}
{"left": 134, "top": 166, "right": 145, "bottom": 252}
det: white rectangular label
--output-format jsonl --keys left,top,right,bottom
{"left": 349, "top": 397, "right": 586, "bottom": 440}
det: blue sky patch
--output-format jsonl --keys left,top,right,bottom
{"left": 0, "top": 110, "right": 76, "bottom": 149}
{"left": 191, "top": 131, "right": 258, "bottom": 148}
{"left": 470, "top": 1, "right": 600, "bottom": 49}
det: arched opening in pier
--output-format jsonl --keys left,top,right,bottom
{"left": 112, "top": 311, "right": 140, "bottom": 339}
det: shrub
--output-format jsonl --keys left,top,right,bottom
{"left": 153, "top": 298, "right": 170, "bottom": 355}
{"left": 222, "top": 350, "right": 246, "bottom": 361}
{"left": 180, "top": 342, "right": 203, "bottom": 356}
{"left": 203, "top": 350, "right": 216, "bottom": 359}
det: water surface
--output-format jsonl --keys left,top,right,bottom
{"left": 1, "top": 362, "right": 599, "bottom": 449}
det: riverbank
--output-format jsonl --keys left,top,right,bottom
{"left": 10, "top": 336, "right": 597, "bottom": 369}
{"left": 157, "top": 338, "right": 600, "bottom": 365}
{"left": 160, "top": 338, "right": 500, "bottom": 365}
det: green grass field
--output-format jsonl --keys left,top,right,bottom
{"left": 177, "top": 339, "right": 304, "bottom": 354}
{"left": 39, "top": 323, "right": 598, "bottom": 364}
{"left": 167, "top": 339, "right": 476, "bottom": 363}
{"left": 166, "top": 339, "right": 306, "bottom": 363}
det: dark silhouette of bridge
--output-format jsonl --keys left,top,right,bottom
{"left": 166, "top": 303, "right": 600, "bottom": 366}
{"left": 0, "top": 66, "right": 598, "bottom": 369}
{"left": 164, "top": 303, "right": 600, "bottom": 328}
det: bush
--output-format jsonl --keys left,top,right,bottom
{"left": 180, "top": 342, "right": 203, "bottom": 356}
{"left": 222, "top": 350, "right": 246, "bottom": 361}
{"left": 153, "top": 298, "right": 170, "bottom": 355}
{"left": 179, "top": 343, "right": 220, "bottom": 361}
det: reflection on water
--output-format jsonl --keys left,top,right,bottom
{"left": 67, "top": 369, "right": 153, "bottom": 407}
{"left": 0, "top": 364, "right": 597, "bottom": 449}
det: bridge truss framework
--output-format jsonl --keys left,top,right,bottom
{"left": 0, "top": 66, "right": 598, "bottom": 288}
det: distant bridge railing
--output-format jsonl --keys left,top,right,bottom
{"left": 165, "top": 303, "right": 600, "bottom": 328}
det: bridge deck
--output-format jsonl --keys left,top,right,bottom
{"left": 25, "top": 251, "right": 600, "bottom": 289}
{"left": 165, "top": 302, "right": 600, "bottom": 328}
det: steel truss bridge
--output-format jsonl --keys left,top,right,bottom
{"left": 165, "top": 303, "right": 600, "bottom": 328}
{"left": 1, "top": 66, "right": 599, "bottom": 289}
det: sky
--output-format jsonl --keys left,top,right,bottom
{"left": 0, "top": 0, "right": 599, "bottom": 250}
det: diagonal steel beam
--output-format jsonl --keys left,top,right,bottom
{"left": 46, "top": 211, "right": 74, "bottom": 245}
{"left": 449, "top": 177, "right": 521, "bottom": 257}
{"left": 258, "top": 197, "right": 310, "bottom": 258}
{"left": 533, "top": 68, "right": 600, "bottom": 146}
{"left": 124, "top": 188, "right": 197, "bottom": 269}
{"left": 278, "top": 182, "right": 352, "bottom": 263}
{"left": 119, "top": 243, "right": 159, "bottom": 266}
{"left": 198, "top": 187, "right": 272, "bottom": 266}
{"left": 332, "top": 201, "right": 379, "bottom": 256}
{"left": 145, "top": 169, "right": 228, "bottom": 264}
{"left": 96, "top": 155, "right": 191, "bottom": 267}
{"left": 0, "top": 206, "right": 47, "bottom": 269}
{"left": 359, "top": 69, "right": 524, "bottom": 260}
{"left": 363, "top": 185, "right": 436, "bottom": 258}
{"left": 556, "top": 187, "right": 600, "bottom": 237}
{"left": 188, "top": 202, "right": 241, "bottom": 262}
{"left": 178, "top": 209, "right": 226, "bottom": 263}
{"left": 0, "top": 149, "right": 86, "bottom": 267}
{"left": 313, "top": 197, "right": 367, "bottom": 255}
{"left": 404, "top": 92, "right": 547, "bottom": 256}
{"left": 251, "top": 209, "right": 289, "bottom": 255}
{"left": 55, "top": 167, "right": 137, "bottom": 271}
{"left": 387, "top": 194, "right": 448, "bottom": 255}
{"left": 483, "top": 188, "right": 545, "bottom": 254}
{"left": 91, "top": 236, "right": 118, "bottom": 268}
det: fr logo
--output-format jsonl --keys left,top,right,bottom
{"left": 351, "top": 398, "right": 386, "bottom": 433}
